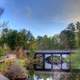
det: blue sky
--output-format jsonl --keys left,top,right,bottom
{"left": 0, "top": 0, "right": 80, "bottom": 37}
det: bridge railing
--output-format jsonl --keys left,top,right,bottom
{"left": 34, "top": 50, "right": 73, "bottom": 72}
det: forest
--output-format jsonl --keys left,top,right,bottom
{"left": 0, "top": 21, "right": 80, "bottom": 51}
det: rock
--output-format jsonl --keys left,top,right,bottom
{"left": 0, "top": 74, "right": 9, "bottom": 80}
{"left": 5, "top": 64, "right": 28, "bottom": 80}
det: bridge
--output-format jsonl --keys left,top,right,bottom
{"left": 34, "top": 50, "right": 75, "bottom": 72}
{"left": 0, "top": 50, "right": 76, "bottom": 72}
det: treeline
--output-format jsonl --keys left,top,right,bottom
{"left": 0, "top": 22, "right": 80, "bottom": 50}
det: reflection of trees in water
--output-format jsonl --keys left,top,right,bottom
{"left": 46, "top": 55, "right": 69, "bottom": 64}
{"left": 46, "top": 56, "right": 61, "bottom": 64}
{"left": 35, "top": 72, "right": 71, "bottom": 80}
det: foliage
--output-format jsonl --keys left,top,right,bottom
{"left": 0, "top": 28, "right": 34, "bottom": 50}
{"left": 0, "top": 47, "right": 5, "bottom": 57}
{"left": 60, "top": 26, "right": 76, "bottom": 49}
{"left": 0, "top": 47, "right": 9, "bottom": 58}
{"left": 0, "top": 21, "right": 80, "bottom": 50}
{"left": 46, "top": 56, "right": 61, "bottom": 64}
{"left": 0, "top": 62, "right": 10, "bottom": 75}
{"left": 71, "top": 49, "right": 80, "bottom": 69}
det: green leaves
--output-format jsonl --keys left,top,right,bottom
{"left": 71, "top": 49, "right": 80, "bottom": 69}
{"left": 0, "top": 28, "right": 34, "bottom": 50}
{"left": 0, "top": 47, "right": 6, "bottom": 58}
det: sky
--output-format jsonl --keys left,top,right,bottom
{"left": 0, "top": 0, "right": 80, "bottom": 37}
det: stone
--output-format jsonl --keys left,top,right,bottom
{"left": 0, "top": 74, "right": 9, "bottom": 80}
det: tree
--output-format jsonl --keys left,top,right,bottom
{"left": 52, "top": 34, "right": 63, "bottom": 49}
{"left": 67, "top": 23, "right": 75, "bottom": 32}
{"left": 36, "top": 35, "right": 51, "bottom": 50}
{"left": 76, "top": 22, "right": 80, "bottom": 47}
{"left": 76, "top": 22, "right": 80, "bottom": 31}
{"left": 0, "top": 28, "right": 34, "bottom": 50}
{"left": 6, "top": 29, "right": 18, "bottom": 50}
{"left": 60, "top": 23, "right": 76, "bottom": 49}
{"left": 16, "top": 29, "right": 28, "bottom": 49}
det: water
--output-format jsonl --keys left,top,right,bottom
{"left": 33, "top": 71, "right": 70, "bottom": 80}
{"left": 34, "top": 73, "right": 53, "bottom": 80}
{"left": 34, "top": 54, "right": 70, "bottom": 80}
{"left": 33, "top": 61, "right": 69, "bottom": 80}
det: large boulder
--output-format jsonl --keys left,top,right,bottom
{"left": 5, "top": 64, "right": 28, "bottom": 80}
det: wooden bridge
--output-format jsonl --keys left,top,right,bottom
{"left": 34, "top": 50, "right": 75, "bottom": 72}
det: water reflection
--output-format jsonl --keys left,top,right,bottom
{"left": 34, "top": 51, "right": 71, "bottom": 80}
{"left": 44, "top": 54, "right": 70, "bottom": 70}
{"left": 34, "top": 74, "right": 53, "bottom": 80}
{"left": 45, "top": 54, "right": 52, "bottom": 69}
{"left": 35, "top": 52, "right": 70, "bottom": 71}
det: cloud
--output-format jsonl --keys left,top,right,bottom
{"left": 1, "top": 0, "right": 80, "bottom": 23}
{"left": 50, "top": 0, "right": 80, "bottom": 22}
